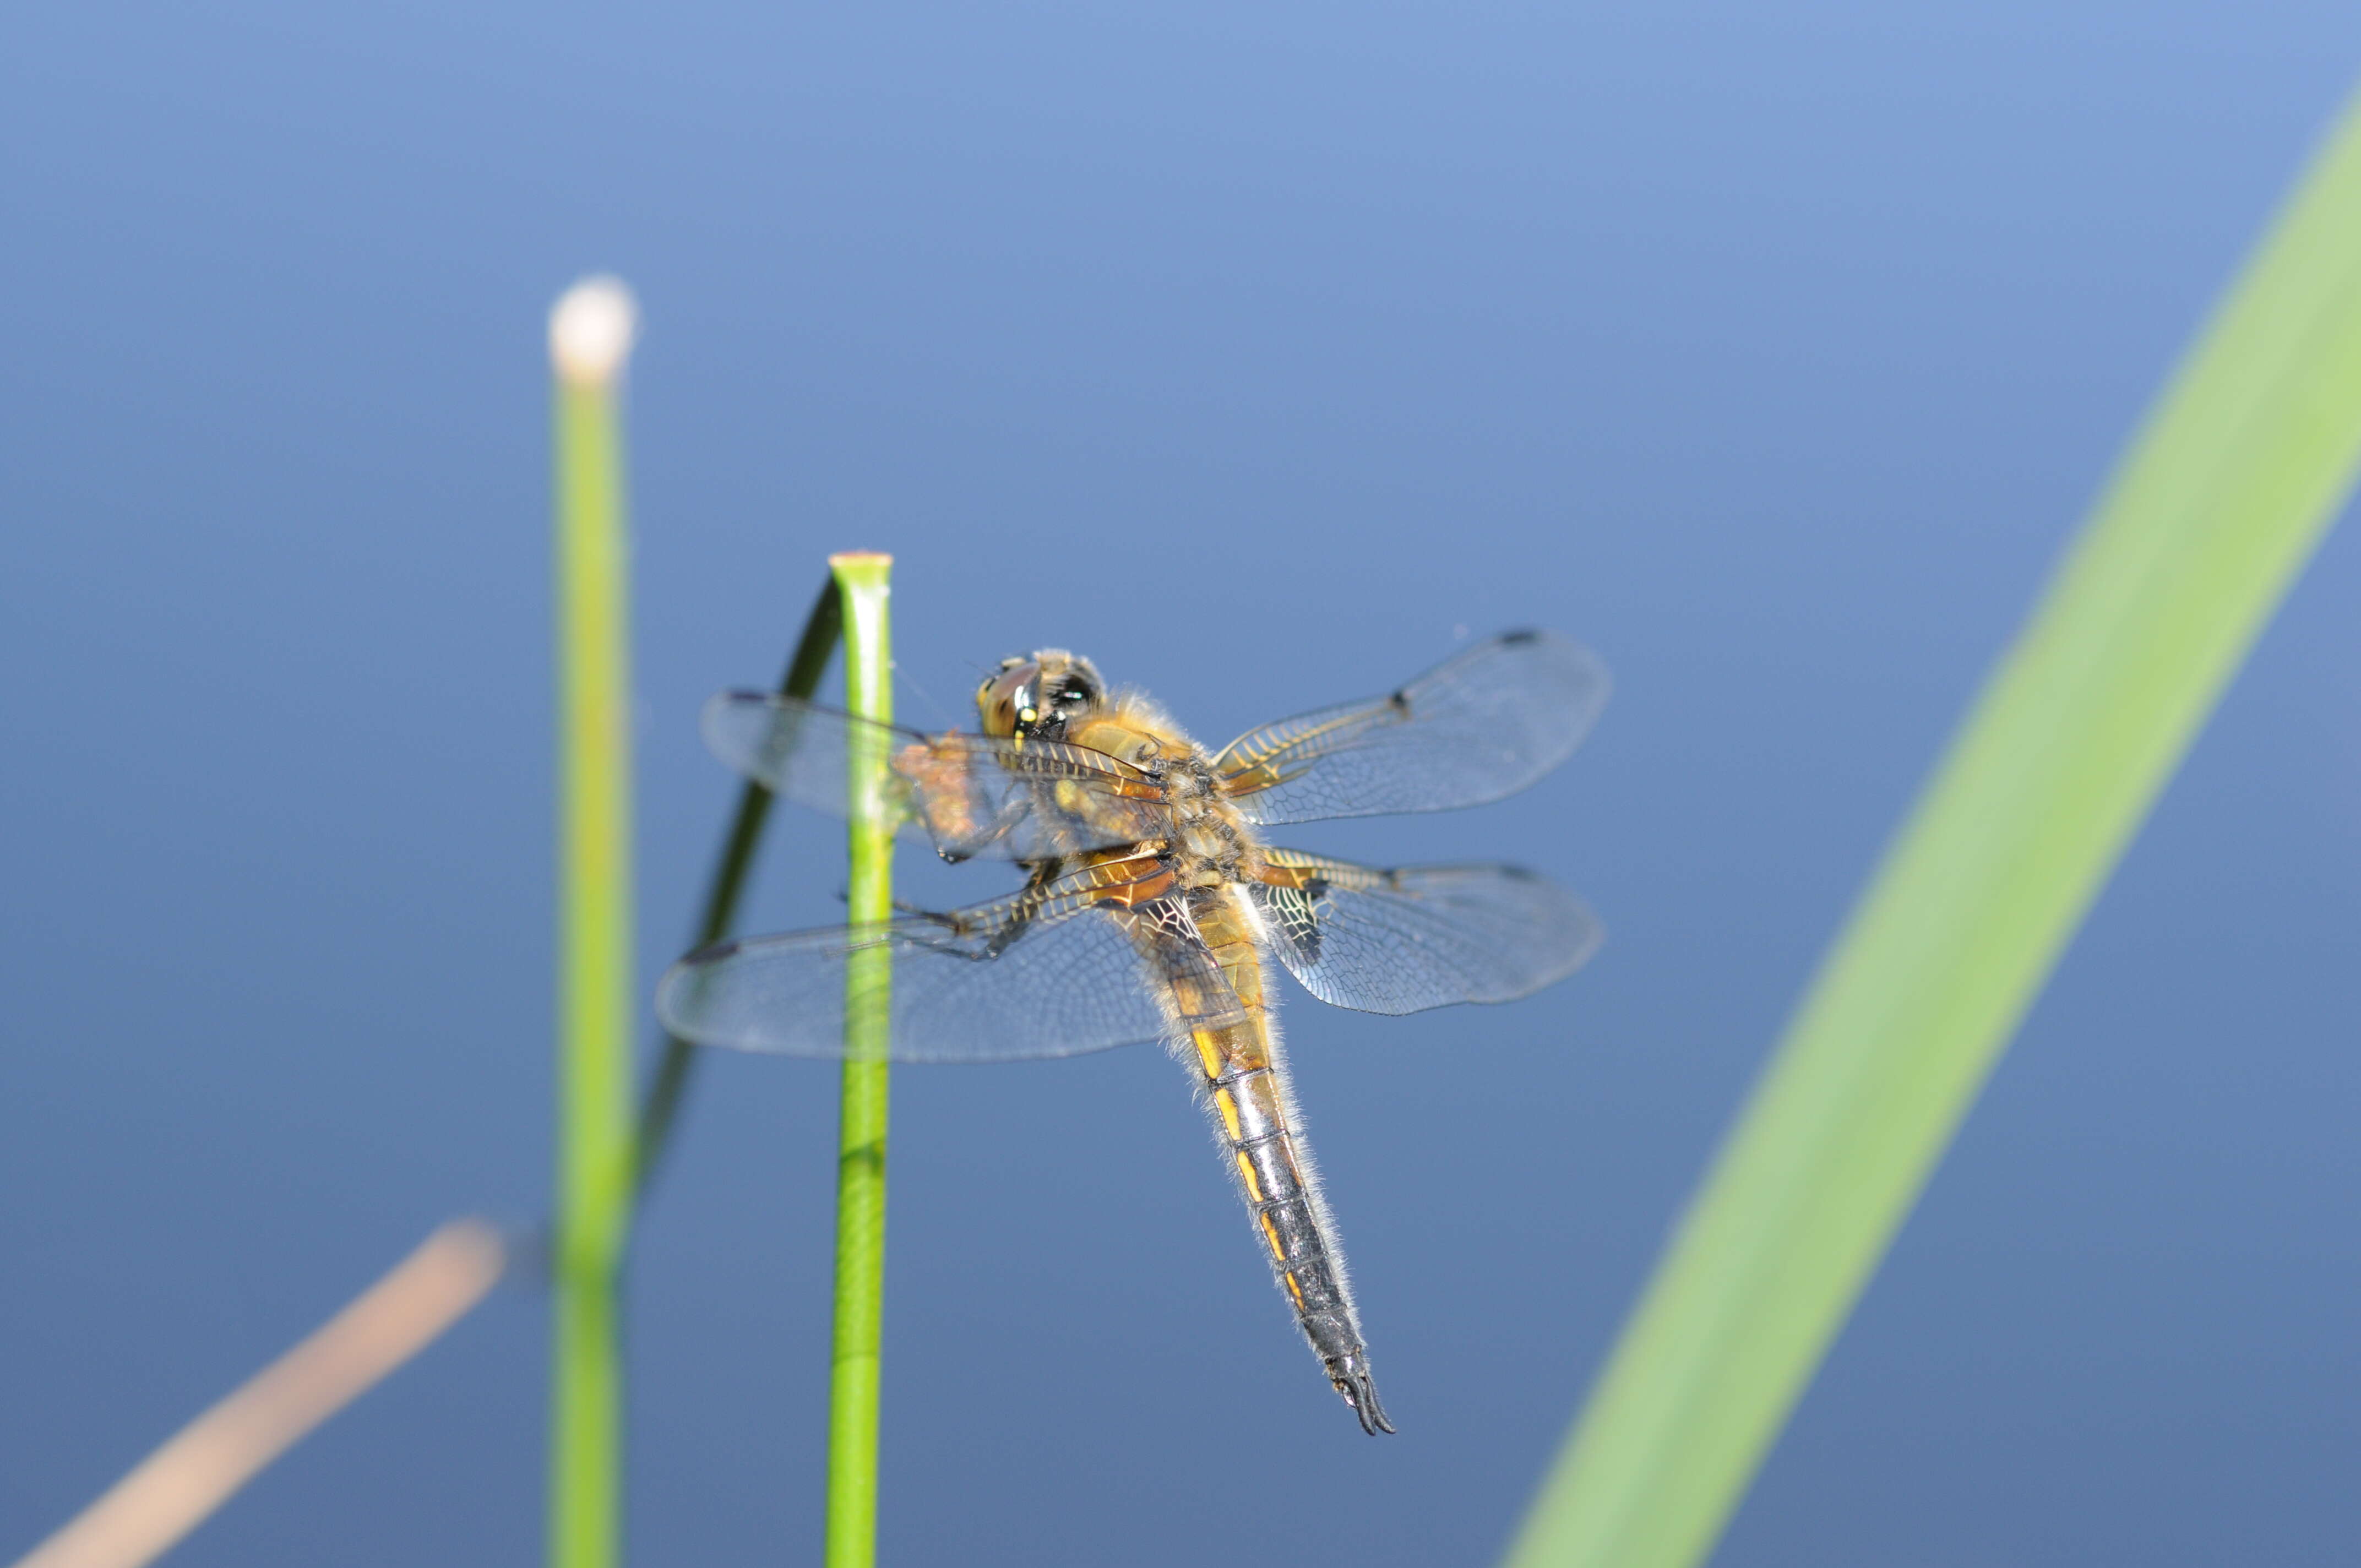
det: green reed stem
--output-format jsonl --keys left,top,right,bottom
{"left": 1502, "top": 85, "right": 2361, "bottom": 1568}
{"left": 547, "top": 278, "right": 640, "bottom": 1568}
{"left": 634, "top": 578, "right": 844, "bottom": 1196}
{"left": 825, "top": 552, "right": 895, "bottom": 1568}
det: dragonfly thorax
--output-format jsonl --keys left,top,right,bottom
{"left": 1021, "top": 684, "right": 1266, "bottom": 889}
{"left": 981, "top": 650, "right": 1264, "bottom": 880}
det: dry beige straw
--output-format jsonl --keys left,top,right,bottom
{"left": 13, "top": 1219, "right": 507, "bottom": 1568}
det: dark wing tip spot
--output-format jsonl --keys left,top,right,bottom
{"left": 679, "top": 938, "right": 741, "bottom": 965}
{"left": 1498, "top": 627, "right": 1543, "bottom": 646}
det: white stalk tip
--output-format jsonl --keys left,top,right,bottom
{"left": 549, "top": 276, "right": 639, "bottom": 386}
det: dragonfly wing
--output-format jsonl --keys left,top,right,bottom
{"left": 702, "top": 692, "right": 1169, "bottom": 861}
{"left": 656, "top": 867, "right": 1244, "bottom": 1062}
{"left": 1248, "top": 848, "right": 1602, "bottom": 1015}
{"left": 700, "top": 691, "right": 931, "bottom": 845}
{"left": 1214, "top": 630, "right": 1608, "bottom": 825}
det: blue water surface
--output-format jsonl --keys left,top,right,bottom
{"left": 5, "top": 4, "right": 2359, "bottom": 1564}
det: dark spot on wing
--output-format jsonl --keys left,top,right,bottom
{"left": 681, "top": 938, "right": 741, "bottom": 965}
{"left": 1499, "top": 627, "right": 1542, "bottom": 646}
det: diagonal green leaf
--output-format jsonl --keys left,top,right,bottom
{"left": 633, "top": 576, "right": 844, "bottom": 1199}
{"left": 1505, "top": 80, "right": 2361, "bottom": 1568}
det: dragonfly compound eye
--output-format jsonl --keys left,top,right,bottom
{"left": 977, "top": 658, "right": 1045, "bottom": 737}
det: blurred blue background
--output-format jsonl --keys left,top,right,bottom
{"left": 7, "top": 3, "right": 2360, "bottom": 1564}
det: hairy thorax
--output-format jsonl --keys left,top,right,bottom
{"left": 1067, "top": 696, "right": 1265, "bottom": 891}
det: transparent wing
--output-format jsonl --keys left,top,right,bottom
{"left": 702, "top": 692, "right": 1171, "bottom": 862}
{"left": 1214, "top": 629, "right": 1609, "bottom": 826}
{"left": 655, "top": 866, "right": 1246, "bottom": 1063}
{"left": 1248, "top": 848, "right": 1602, "bottom": 1015}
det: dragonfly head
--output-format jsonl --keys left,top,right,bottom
{"left": 978, "top": 650, "right": 1104, "bottom": 742}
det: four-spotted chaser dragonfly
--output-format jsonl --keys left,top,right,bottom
{"left": 656, "top": 629, "right": 1608, "bottom": 1434}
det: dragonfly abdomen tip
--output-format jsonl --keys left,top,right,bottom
{"left": 1328, "top": 1357, "right": 1396, "bottom": 1436}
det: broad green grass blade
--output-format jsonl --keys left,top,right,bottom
{"left": 1505, "top": 84, "right": 2361, "bottom": 1568}
{"left": 824, "top": 552, "right": 894, "bottom": 1568}
{"left": 547, "top": 277, "right": 640, "bottom": 1568}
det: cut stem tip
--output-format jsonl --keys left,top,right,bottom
{"left": 548, "top": 276, "right": 639, "bottom": 388}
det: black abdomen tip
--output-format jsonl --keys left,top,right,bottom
{"left": 1329, "top": 1359, "right": 1397, "bottom": 1436}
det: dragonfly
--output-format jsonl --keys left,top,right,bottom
{"left": 656, "top": 629, "right": 1609, "bottom": 1434}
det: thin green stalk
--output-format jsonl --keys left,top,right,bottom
{"left": 635, "top": 578, "right": 845, "bottom": 1196}
{"left": 824, "top": 552, "right": 894, "bottom": 1568}
{"left": 1504, "top": 82, "right": 2361, "bottom": 1568}
{"left": 548, "top": 277, "right": 640, "bottom": 1568}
